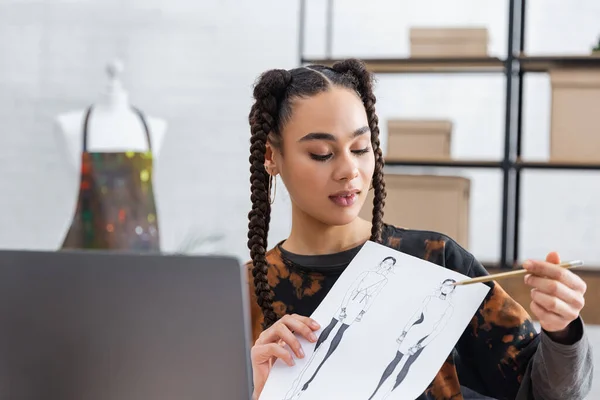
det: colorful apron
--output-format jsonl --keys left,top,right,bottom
{"left": 61, "top": 105, "right": 161, "bottom": 252}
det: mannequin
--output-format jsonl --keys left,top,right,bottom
{"left": 54, "top": 59, "right": 167, "bottom": 252}
{"left": 54, "top": 60, "right": 167, "bottom": 166}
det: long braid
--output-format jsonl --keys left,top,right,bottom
{"left": 248, "top": 61, "right": 385, "bottom": 329}
{"left": 248, "top": 69, "right": 292, "bottom": 329}
{"left": 332, "top": 59, "right": 386, "bottom": 243}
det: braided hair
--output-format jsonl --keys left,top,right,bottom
{"left": 247, "top": 58, "right": 387, "bottom": 330}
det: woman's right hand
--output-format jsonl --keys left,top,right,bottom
{"left": 250, "top": 314, "right": 320, "bottom": 399}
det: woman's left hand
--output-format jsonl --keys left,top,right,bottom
{"left": 523, "top": 252, "right": 587, "bottom": 335}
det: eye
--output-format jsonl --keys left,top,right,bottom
{"left": 352, "top": 147, "right": 371, "bottom": 156}
{"left": 310, "top": 153, "right": 333, "bottom": 162}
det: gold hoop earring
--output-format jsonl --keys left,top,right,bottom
{"left": 268, "top": 175, "right": 277, "bottom": 205}
{"left": 265, "top": 164, "right": 277, "bottom": 205}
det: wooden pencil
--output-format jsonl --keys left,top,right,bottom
{"left": 452, "top": 260, "right": 584, "bottom": 286}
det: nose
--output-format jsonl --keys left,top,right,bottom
{"left": 334, "top": 151, "right": 359, "bottom": 181}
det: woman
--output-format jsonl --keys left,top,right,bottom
{"left": 246, "top": 58, "right": 592, "bottom": 400}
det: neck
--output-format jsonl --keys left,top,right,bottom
{"left": 97, "top": 82, "right": 129, "bottom": 112}
{"left": 282, "top": 206, "right": 373, "bottom": 255}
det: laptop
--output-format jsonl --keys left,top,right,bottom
{"left": 0, "top": 249, "right": 253, "bottom": 400}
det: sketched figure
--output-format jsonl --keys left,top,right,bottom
{"left": 367, "top": 278, "right": 456, "bottom": 400}
{"left": 283, "top": 256, "right": 398, "bottom": 400}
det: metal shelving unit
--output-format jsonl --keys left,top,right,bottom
{"left": 299, "top": 57, "right": 506, "bottom": 74}
{"left": 297, "top": 0, "right": 600, "bottom": 268}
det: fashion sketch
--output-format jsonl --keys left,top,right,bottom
{"left": 283, "top": 256, "right": 398, "bottom": 400}
{"left": 367, "top": 278, "right": 456, "bottom": 400}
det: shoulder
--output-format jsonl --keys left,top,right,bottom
{"left": 54, "top": 110, "right": 86, "bottom": 136}
{"left": 244, "top": 246, "right": 285, "bottom": 286}
{"left": 244, "top": 246, "right": 287, "bottom": 342}
{"left": 145, "top": 116, "right": 168, "bottom": 148}
{"left": 146, "top": 115, "right": 168, "bottom": 132}
{"left": 381, "top": 223, "right": 484, "bottom": 278}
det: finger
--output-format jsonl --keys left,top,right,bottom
{"left": 524, "top": 268, "right": 588, "bottom": 298}
{"left": 279, "top": 314, "right": 320, "bottom": 342}
{"left": 530, "top": 288, "right": 580, "bottom": 322}
{"left": 257, "top": 315, "right": 320, "bottom": 356}
{"left": 546, "top": 251, "right": 561, "bottom": 265}
{"left": 255, "top": 316, "right": 303, "bottom": 345}
{"left": 252, "top": 343, "right": 295, "bottom": 367}
{"left": 524, "top": 275, "right": 585, "bottom": 309}
{"left": 258, "top": 323, "right": 305, "bottom": 359}
{"left": 523, "top": 259, "right": 587, "bottom": 292}
{"left": 287, "top": 314, "right": 321, "bottom": 331}
{"left": 530, "top": 300, "right": 568, "bottom": 332}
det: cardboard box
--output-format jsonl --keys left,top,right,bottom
{"left": 409, "top": 27, "right": 488, "bottom": 57}
{"left": 549, "top": 68, "right": 600, "bottom": 163}
{"left": 360, "top": 174, "right": 470, "bottom": 248}
{"left": 386, "top": 119, "right": 452, "bottom": 161}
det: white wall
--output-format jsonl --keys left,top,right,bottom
{"left": 0, "top": 0, "right": 299, "bottom": 255}
{"left": 1, "top": 0, "right": 598, "bottom": 267}
{"left": 0, "top": 0, "right": 599, "bottom": 397}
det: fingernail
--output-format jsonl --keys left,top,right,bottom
{"left": 311, "top": 321, "right": 320, "bottom": 329}
{"left": 310, "top": 333, "right": 317, "bottom": 342}
{"left": 299, "top": 347, "right": 305, "bottom": 357}
{"left": 523, "top": 260, "right": 532, "bottom": 269}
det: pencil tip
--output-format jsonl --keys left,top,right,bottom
{"left": 571, "top": 260, "right": 584, "bottom": 267}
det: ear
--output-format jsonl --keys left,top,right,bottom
{"left": 264, "top": 142, "right": 279, "bottom": 176}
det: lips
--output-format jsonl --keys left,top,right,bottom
{"left": 330, "top": 189, "right": 359, "bottom": 197}
{"left": 329, "top": 189, "right": 360, "bottom": 207}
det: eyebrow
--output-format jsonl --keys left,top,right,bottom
{"left": 298, "top": 126, "right": 370, "bottom": 142}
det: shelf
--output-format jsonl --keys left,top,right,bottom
{"left": 301, "top": 57, "right": 505, "bottom": 74}
{"left": 516, "top": 160, "right": 600, "bottom": 170}
{"left": 384, "top": 159, "right": 503, "bottom": 168}
{"left": 383, "top": 159, "right": 600, "bottom": 171}
{"left": 519, "top": 55, "right": 600, "bottom": 72}
{"left": 300, "top": 2, "right": 600, "bottom": 270}
{"left": 480, "top": 261, "right": 507, "bottom": 270}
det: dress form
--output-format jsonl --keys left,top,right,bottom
{"left": 54, "top": 60, "right": 166, "bottom": 252}
{"left": 53, "top": 60, "right": 167, "bottom": 175}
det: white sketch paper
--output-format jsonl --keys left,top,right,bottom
{"left": 259, "top": 241, "right": 490, "bottom": 400}
{"left": 283, "top": 256, "right": 397, "bottom": 399}
{"left": 367, "top": 278, "right": 456, "bottom": 400}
